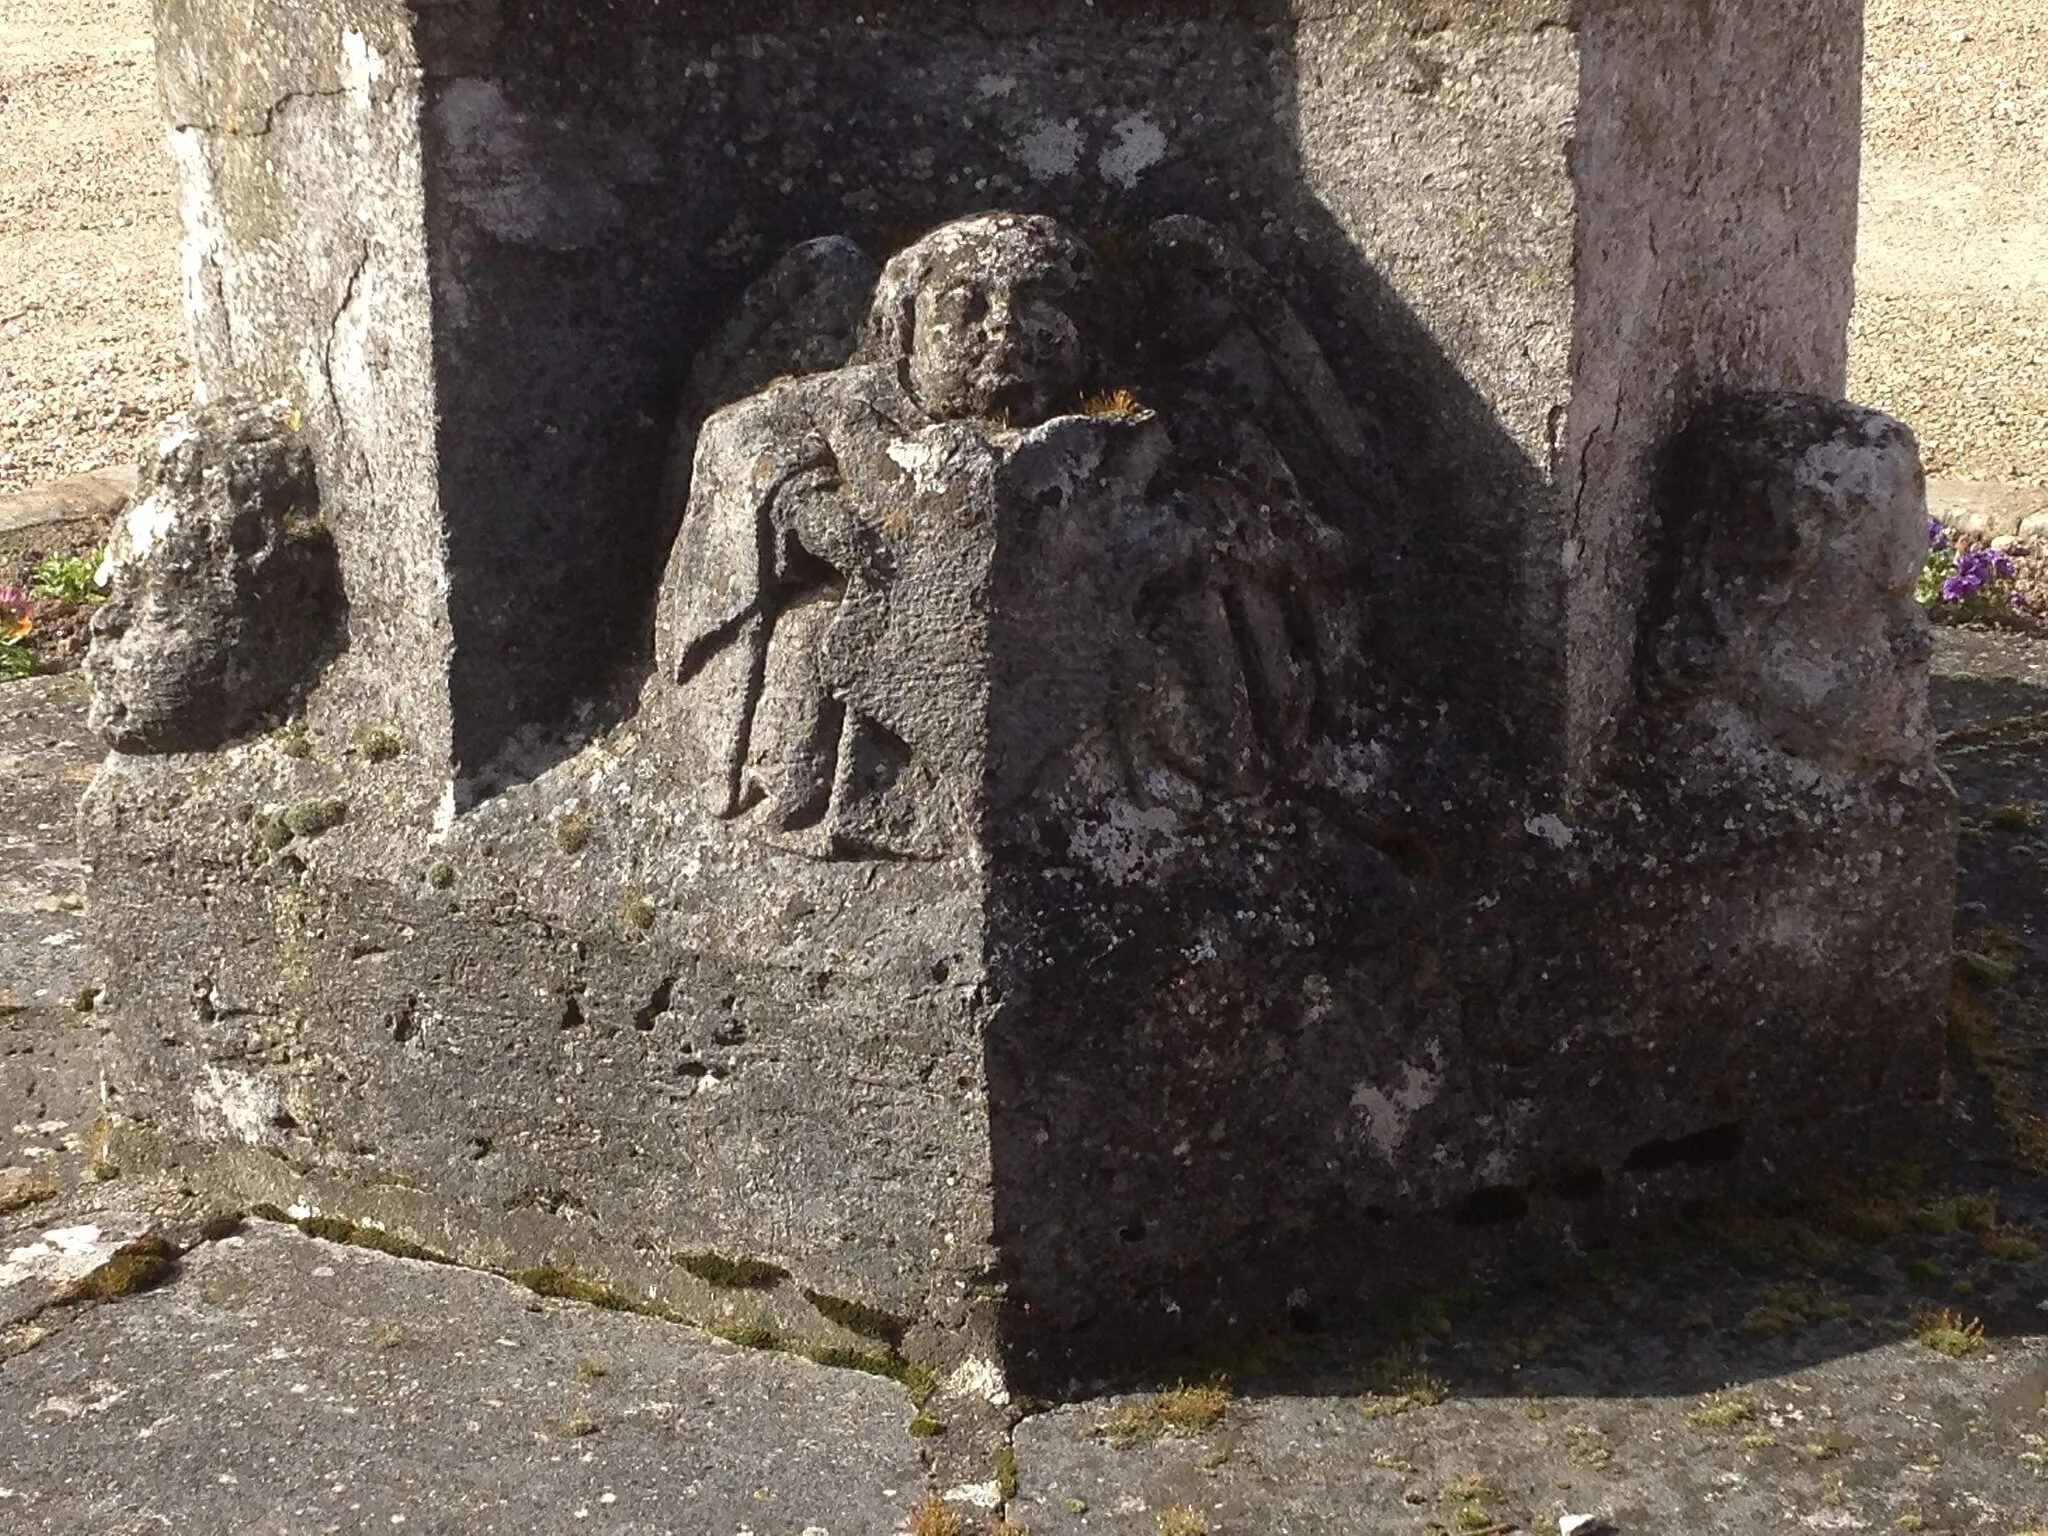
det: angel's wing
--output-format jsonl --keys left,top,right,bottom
{"left": 657, "top": 236, "right": 881, "bottom": 537}
{"left": 1134, "top": 216, "right": 1379, "bottom": 514}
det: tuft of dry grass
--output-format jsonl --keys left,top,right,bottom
{"left": 1687, "top": 1395, "right": 1758, "bottom": 1429}
{"left": 1088, "top": 1380, "right": 1231, "bottom": 1446}
{"left": 1155, "top": 1381, "right": 1229, "bottom": 1432}
{"left": 1082, "top": 388, "right": 1145, "bottom": 419}
{"left": 1357, "top": 1345, "right": 1451, "bottom": 1419}
{"left": 907, "top": 1496, "right": 963, "bottom": 1536}
{"left": 1912, "top": 1307, "right": 1987, "bottom": 1358}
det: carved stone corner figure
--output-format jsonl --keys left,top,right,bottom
{"left": 86, "top": 403, "right": 343, "bottom": 754}
{"left": 1646, "top": 391, "right": 1934, "bottom": 775}
{"left": 653, "top": 211, "right": 1371, "bottom": 857}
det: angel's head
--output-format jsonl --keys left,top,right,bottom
{"left": 859, "top": 213, "right": 1095, "bottom": 426}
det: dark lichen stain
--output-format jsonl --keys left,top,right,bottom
{"left": 502, "top": 1186, "right": 587, "bottom": 1216}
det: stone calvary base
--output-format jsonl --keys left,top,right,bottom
{"left": 83, "top": 0, "right": 1952, "bottom": 1395}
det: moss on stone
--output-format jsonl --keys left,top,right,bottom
{"left": 281, "top": 797, "right": 348, "bottom": 837}
{"left": 676, "top": 1251, "right": 789, "bottom": 1290}
{"left": 1688, "top": 1396, "right": 1758, "bottom": 1429}
{"left": 0, "top": 1175, "right": 58, "bottom": 1215}
{"left": 802, "top": 1287, "right": 907, "bottom": 1345}
{"left": 616, "top": 890, "right": 656, "bottom": 933}
{"left": 513, "top": 1266, "right": 643, "bottom": 1312}
{"left": 295, "top": 1214, "right": 453, "bottom": 1265}
{"left": 1090, "top": 1381, "right": 1232, "bottom": 1447}
{"left": 1984, "top": 1225, "right": 2043, "bottom": 1262}
{"left": 553, "top": 808, "right": 596, "bottom": 854}
{"left": 354, "top": 726, "right": 402, "bottom": 763}
{"left": 68, "top": 1236, "right": 176, "bottom": 1302}
{"left": 801, "top": 1342, "right": 900, "bottom": 1377}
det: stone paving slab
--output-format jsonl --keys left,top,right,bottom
{"left": 1, "top": 671, "right": 107, "bottom": 1213}
{"left": 1930, "top": 479, "right": 2048, "bottom": 541}
{"left": 0, "top": 467, "right": 133, "bottom": 542}
{"left": 1, "top": 1219, "right": 930, "bottom": 1536}
{"left": 0, "top": 671, "right": 101, "bottom": 1013}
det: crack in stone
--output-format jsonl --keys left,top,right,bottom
{"left": 171, "top": 87, "right": 353, "bottom": 139}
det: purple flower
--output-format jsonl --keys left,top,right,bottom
{"left": 1942, "top": 549, "right": 2018, "bottom": 603}
{"left": 1928, "top": 518, "right": 1950, "bottom": 550}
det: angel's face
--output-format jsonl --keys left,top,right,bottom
{"left": 908, "top": 265, "right": 1084, "bottom": 426}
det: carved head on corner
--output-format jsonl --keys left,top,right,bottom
{"left": 857, "top": 212, "right": 1095, "bottom": 427}
{"left": 86, "top": 404, "right": 343, "bottom": 754}
{"left": 1649, "top": 391, "right": 1933, "bottom": 772}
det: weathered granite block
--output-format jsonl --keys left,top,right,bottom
{"left": 89, "top": 0, "right": 1949, "bottom": 1386}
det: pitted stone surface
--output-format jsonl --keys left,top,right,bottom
{"left": 0, "top": 600, "right": 2036, "bottom": 1536}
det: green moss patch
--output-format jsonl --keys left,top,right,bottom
{"left": 676, "top": 1251, "right": 789, "bottom": 1290}
{"left": 802, "top": 1287, "right": 908, "bottom": 1345}
{"left": 68, "top": 1236, "right": 177, "bottom": 1302}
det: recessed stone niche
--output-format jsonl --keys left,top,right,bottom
{"left": 90, "top": 0, "right": 1949, "bottom": 1389}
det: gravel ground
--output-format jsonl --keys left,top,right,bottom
{"left": 0, "top": 0, "right": 185, "bottom": 496}
{"left": 0, "top": 2, "right": 2037, "bottom": 487}
{"left": 1852, "top": 0, "right": 2048, "bottom": 486}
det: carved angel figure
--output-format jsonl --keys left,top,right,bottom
{"left": 654, "top": 212, "right": 1369, "bottom": 856}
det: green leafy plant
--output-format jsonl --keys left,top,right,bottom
{"left": 30, "top": 550, "right": 106, "bottom": 605}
